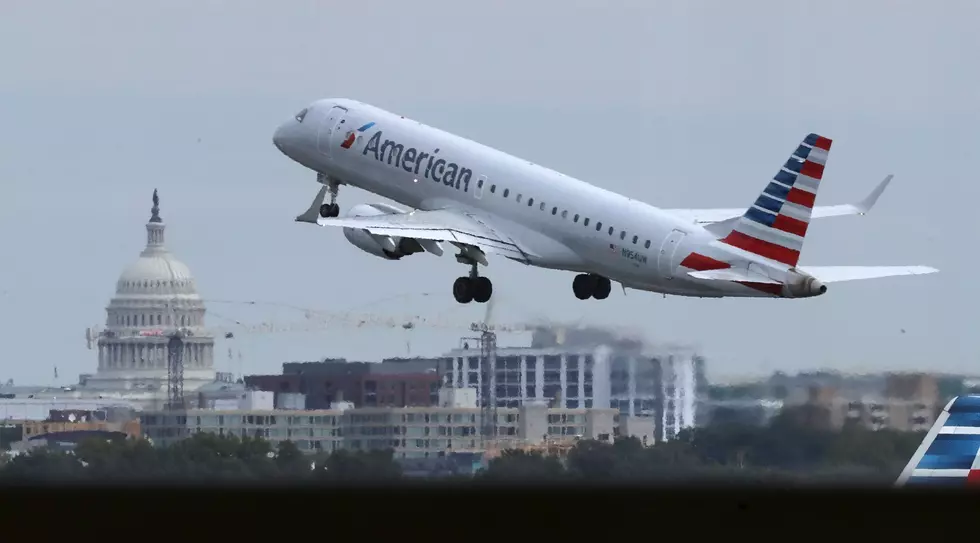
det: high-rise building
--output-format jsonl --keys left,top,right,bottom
{"left": 440, "top": 327, "right": 706, "bottom": 442}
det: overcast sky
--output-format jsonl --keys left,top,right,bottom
{"left": 1, "top": 0, "right": 975, "bottom": 385}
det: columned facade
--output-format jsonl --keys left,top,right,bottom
{"left": 86, "top": 190, "right": 216, "bottom": 392}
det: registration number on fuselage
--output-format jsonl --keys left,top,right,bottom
{"left": 622, "top": 248, "right": 648, "bottom": 264}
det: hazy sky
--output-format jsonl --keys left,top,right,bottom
{"left": 1, "top": 0, "right": 976, "bottom": 385}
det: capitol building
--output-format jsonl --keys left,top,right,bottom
{"left": 81, "top": 189, "right": 218, "bottom": 395}
{"left": 2, "top": 191, "right": 241, "bottom": 412}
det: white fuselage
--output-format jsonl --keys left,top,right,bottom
{"left": 273, "top": 98, "right": 765, "bottom": 298}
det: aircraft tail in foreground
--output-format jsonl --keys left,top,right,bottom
{"left": 895, "top": 395, "right": 980, "bottom": 487}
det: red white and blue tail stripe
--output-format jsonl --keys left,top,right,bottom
{"left": 720, "top": 133, "right": 832, "bottom": 268}
{"left": 896, "top": 395, "right": 980, "bottom": 487}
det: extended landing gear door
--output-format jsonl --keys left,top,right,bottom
{"left": 296, "top": 185, "right": 329, "bottom": 224}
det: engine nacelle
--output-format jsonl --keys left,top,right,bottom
{"left": 784, "top": 273, "right": 827, "bottom": 298}
{"left": 342, "top": 203, "right": 426, "bottom": 260}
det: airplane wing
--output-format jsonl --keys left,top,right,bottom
{"left": 315, "top": 208, "right": 535, "bottom": 263}
{"left": 895, "top": 395, "right": 980, "bottom": 488}
{"left": 797, "top": 265, "right": 939, "bottom": 283}
{"left": 664, "top": 174, "right": 893, "bottom": 225}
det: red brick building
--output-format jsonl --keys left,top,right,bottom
{"left": 244, "top": 358, "right": 442, "bottom": 409}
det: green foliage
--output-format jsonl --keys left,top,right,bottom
{"left": 0, "top": 408, "right": 926, "bottom": 483}
{"left": 479, "top": 449, "right": 565, "bottom": 481}
{"left": 475, "top": 406, "right": 923, "bottom": 484}
{"left": 0, "top": 433, "right": 403, "bottom": 483}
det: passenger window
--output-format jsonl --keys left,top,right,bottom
{"left": 608, "top": 227, "right": 614, "bottom": 235}
{"left": 561, "top": 210, "right": 568, "bottom": 219}
{"left": 503, "top": 189, "right": 509, "bottom": 198}
{"left": 527, "top": 198, "right": 534, "bottom": 206}
{"left": 620, "top": 231, "right": 626, "bottom": 240}
{"left": 584, "top": 218, "right": 590, "bottom": 226}
{"left": 596, "top": 222, "right": 602, "bottom": 231}
{"left": 539, "top": 202, "right": 545, "bottom": 211}
{"left": 574, "top": 214, "right": 579, "bottom": 222}
{"left": 551, "top": 207, "right": 557, "bottom": 215}
{"left": 490, "top": 184, "right": 496, "bottom": 193}
{"left": 632, "top": 235, "right": 638, "bottom": 244}
{"left": 644, "top": 240, "right": 651, "bottom": 249}
{"left": 477, "top": 179, "right": 484, "bottom": 189}
{"left": 516, "top": 194, "right": 522, "bottom": 203}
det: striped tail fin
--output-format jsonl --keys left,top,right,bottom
{"left": 720, "top": 133, "right": 832, "bottom": 267}
{"left": 896, "top": 395, "right": 980, "bottom": 488}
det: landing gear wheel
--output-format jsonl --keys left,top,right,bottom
{"left": 319, "top": 203, "right": 340, "bottom": 218}
{"left": 593, "top": 276, "right": 611, "bottom": 300}
{"left": 472, "top": 276, "right": 493, "bottom": 303}
{"left": 573, "top": 274, "right": 597, "bottom": 300}
{"left": 453, "top": 277, "right": 473, "bottom": 304}
{"left": 452, "top": 276, "right": 492, "bottom": 304}
{"left": 572, "top": 274, "right": 611, "bottom": 300}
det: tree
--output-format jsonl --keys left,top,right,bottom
{"left": 275, "top": 440, "right": 309, "bottom": 477}
{"left": 317, "top": 449, "right": 402, "bottom": 482}
{"left": 479, "top": 449, "right": 566, "bottom": 481}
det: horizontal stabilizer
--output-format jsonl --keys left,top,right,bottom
{"left": 666, "top": 174, "right": 893, "bottom": 225}
{"left": 896, "top": 396, "right": 980, "bottom": 488}
{"left": 797, "top": 265, "right": 938, "bottom": 283}
{"left": 687, "top": 268, "right": 780, "bottom": 284}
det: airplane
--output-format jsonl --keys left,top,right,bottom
{"left": 895, "top": 395, "right": 980, "bottom": 487}
{"left": 272, "top": 98, "right": 938, "bottom": 304}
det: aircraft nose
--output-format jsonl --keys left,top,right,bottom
{"left": 272, "top": 123, "right": 288, "bottom": 150}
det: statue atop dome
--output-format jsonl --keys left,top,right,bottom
{"left": 150, "top": 189, "right": 162, "bottom": 223}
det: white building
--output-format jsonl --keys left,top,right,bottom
{"left": 440, "top": 328, "right": 707, "bottom": 442}
{"left": 81, "top": 190, "right": 217, "bottom": 399}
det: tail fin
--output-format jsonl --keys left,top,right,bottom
{"left": 720, "top": 133, "right": 832, "bottom": 267}
{"left": 895, "top": 395, "right": 980, "bottom": 488}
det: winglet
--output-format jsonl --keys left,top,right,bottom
{"left": 854, "top": 174, "right": 892, "bottom": 215}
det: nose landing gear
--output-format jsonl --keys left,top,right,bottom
{"left": 296, "top": 173, "right": 342, "bottom": 223}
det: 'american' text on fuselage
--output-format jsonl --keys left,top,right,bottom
{"left": 362, "top": 131, "right": 474, "bottom": 192}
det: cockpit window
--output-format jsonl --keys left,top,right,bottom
{"left": 295, "top": 108, "right": 309, "bottom": 123}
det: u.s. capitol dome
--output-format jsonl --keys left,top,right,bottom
{"left": 86, "top": 190, "right": 217, "bottom": 393}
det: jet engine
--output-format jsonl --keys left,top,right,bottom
{"left": 784, "top": 273, "right": 827, "bottom": 298}
{"left": 342, "top": 203, "right": 427, "bottom": 260}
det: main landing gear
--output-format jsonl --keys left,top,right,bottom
{"left": 573, "top": 273, "right": 611, "bottom": 300}
{"left": 318, "top": 173, "right": 341, "bottom": 218}
{"left": 453, "top": 251, "right": 493, "bottom": 304}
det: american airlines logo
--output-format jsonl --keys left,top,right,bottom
{"left": 358, "top": 128, "right": 475, "bottom": 192}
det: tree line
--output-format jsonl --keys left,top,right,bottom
{"left": 0, "top": 405, "right": 924, "bottom": 483}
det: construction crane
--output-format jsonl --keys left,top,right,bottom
{"left": 84, "top": 298, "right": 547, "bottom": 392}
{"left": 85, "top": 304, "right": 541, "bottom": 350}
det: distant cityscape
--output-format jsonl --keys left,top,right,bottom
{"left": 0, "top": 191, "right": 971, "bottom": 476}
